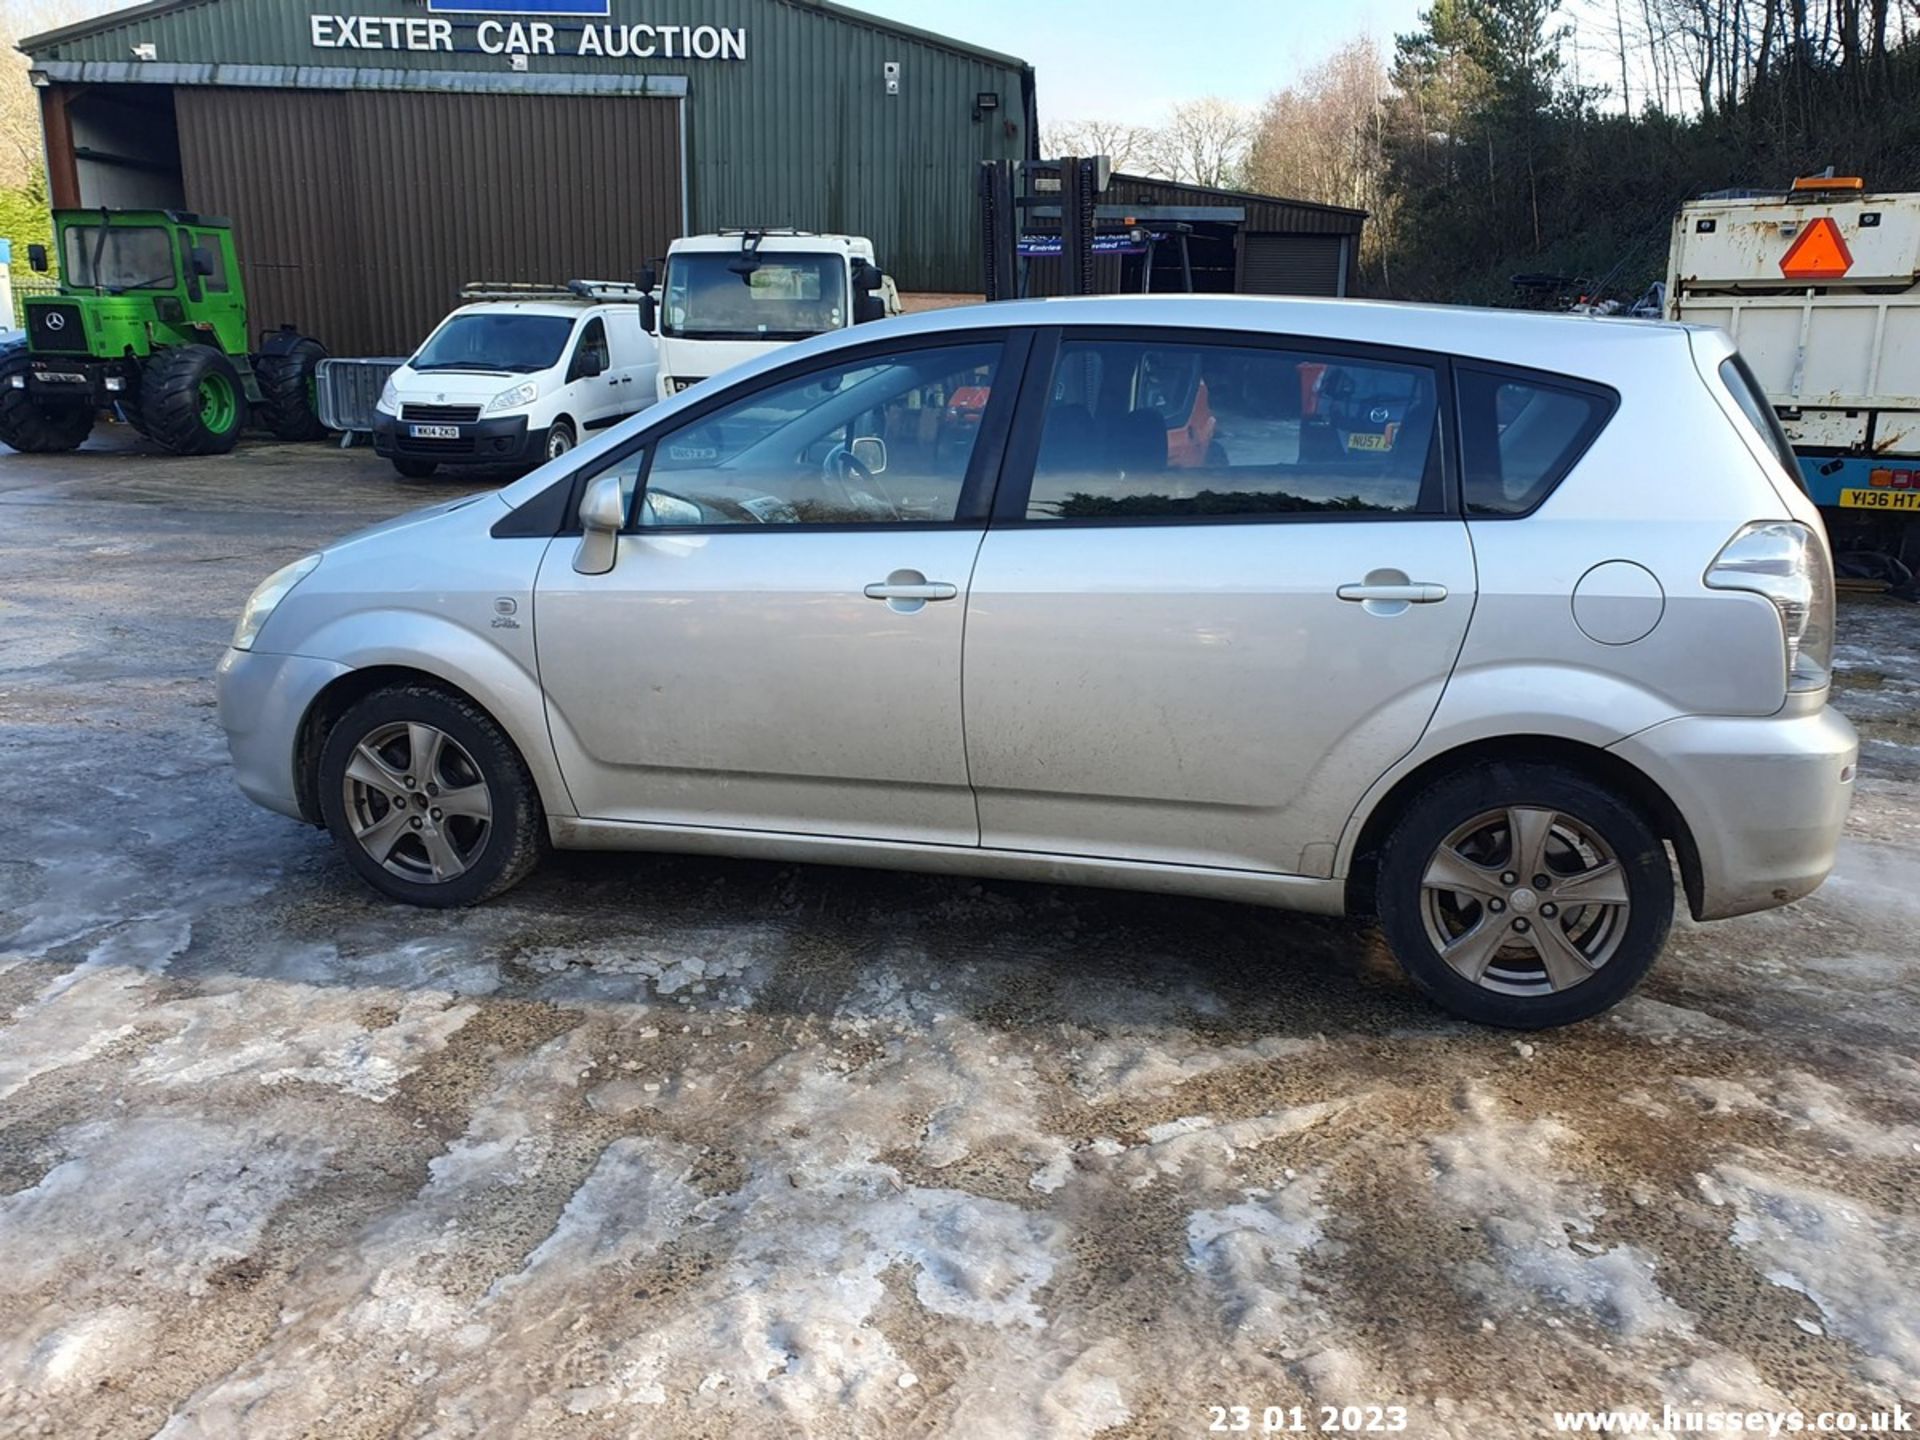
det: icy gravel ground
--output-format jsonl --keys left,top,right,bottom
{"left": 2, "top": 439, "right": 1918, "bottom": 1440}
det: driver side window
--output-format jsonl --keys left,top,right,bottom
{"left": 639, "top": 342, "right": 1002, "bottom": 527}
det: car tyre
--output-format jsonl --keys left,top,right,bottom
{"left": 0, "top": 351, "right": 93, "bottom": 453}
{"left": 255, "top": 335, "right": 330, "bottom": 441}
{"left": 317, "top": 683, "right": 546, "bottom": 907}
{"left": 392, "top": 458, "right": 439, "bottom": 480}
{"left": 139, "top": 344, "right": 246, "bottom": 455}
{"left": 1374, "top": 761, "right": 1673, "bottom": 1028}
{"left": 544, "top": 419, "right": 575, "bottom": 462}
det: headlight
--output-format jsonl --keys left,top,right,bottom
{"left": 1705, "top": 520, "right": 1834, "bottom": 692}
{"left": 483, "top": 381, "right": 539, "bottom": 415}
{"left": 232, "top": 553, "right": 321, "bottom": 652}
{"left": 376, "top": 377, "right": 403, "bottom": 415}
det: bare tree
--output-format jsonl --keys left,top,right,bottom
{"left": 1039, "top": 117, "right": 1154, "bottom": 172}
{"left": 0, "top": 0, "right": 127, "bottom": 189}
{"left": 1141, "top": 97, "right": 1255, "bottom": 188}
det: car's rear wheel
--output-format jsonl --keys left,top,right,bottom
{"left": 1375, "top": 761, "right": 1673, "bottom": 1028}
{"left": 317, "top": 683, "right": 545, "bottom": 907}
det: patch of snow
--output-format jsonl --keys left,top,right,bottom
{"left": 1427, "top": 1083, "right": 1692, "bottom": 1338}
{"left": 1701, "top": 1161, "right": 1920, "bottom": 1390}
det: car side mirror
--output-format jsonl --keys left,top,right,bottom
{"left": 639, "top": 294, "right": 657, "bottom": 334}
{"left": 573, "top": 473, "right": 627, "bottom": 575}
{"left": 190, "top": 246, "right": 216, "bottom": 278}
{"left": 850, "top": 436, "right": 887, "bottom": 473}
{"left": 578, "top": 350, "right": 606, "bottom": 379}
{"left": 853, "top": 293, "right": 886, "bottom": 324}
{"left": 26, "top": 243, "right": 47, "bottom": 273}
{"left": 637, "top": 263, "right": 658, "bottom": 292}
{"left": 851, "top": 259, "right": 883, "bottom": 292}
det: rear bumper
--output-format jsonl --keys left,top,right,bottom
{"left": 215, "top": 647, "right": 349, "bottom": 821}
{"left": 372, "top": 412, "right": 536, "bottom": 465}
{"left": 1609, "top": 703, "right": 1858, "bottom": 920}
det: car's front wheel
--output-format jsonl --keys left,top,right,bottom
{"left": 1375, "top": 761, "right": 1673, "bottom": 1028}
{"left": 317, "top": 683, "right": 545, "bottom": 906}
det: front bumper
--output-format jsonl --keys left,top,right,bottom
{"left": 16, "top": 356, "right": 138, "bottom": 409}
{"left": 372, "top": 412, "right": 536, "bottom": 466}
{"left": 1609, "top": 702, "right": 1858, "bottom": 921}
{"left": 216, "top": 647, "right": 350, "bottom": 821}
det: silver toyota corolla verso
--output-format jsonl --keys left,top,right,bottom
{"left": 217, "top": 296, "right": 1858, "bottom": 1028}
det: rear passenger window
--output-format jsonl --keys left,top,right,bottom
{"left": 1457, "top": 367, "right": 1614, "bottom": 515}
{"left": 1021, "top": 339, "right": 1443, "bottom": 521}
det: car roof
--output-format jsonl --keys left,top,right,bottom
{"left": 447, "top": 300, "right": 606, "bottom": 320}
{"left": 858, "top": 293, "right": 1699, "bottom": 359}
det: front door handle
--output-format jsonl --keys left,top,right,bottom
{"left": 1337, "top": 581, "right": 1448, "bottom": 604}
{"left": 864, "top": 569, "right": 957, "bottom": 614}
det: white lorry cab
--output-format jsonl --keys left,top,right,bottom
{"left": 374, "top": 281, "right": 660, "bottom": 479}
{"left": 1667, "top": 173, "right": 1920, "bottom": 547}
{"left": 653, "top": 230, "right": 900, "bottom": 401}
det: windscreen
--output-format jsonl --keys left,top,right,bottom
{"left": 662, "top": 251, "right": 848, "bottom": 341}
{"left": 411, "top": 314, "right": 575, "bottom": 373}
{"left": 61, "top": 226, "right": 175, "bottom": 291}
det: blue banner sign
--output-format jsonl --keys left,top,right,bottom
{"left": 1018, "top": 234, "right": 1150, "bottom": 258}
{"left": 428, "top": 0, "right": 611, "bottom": 14}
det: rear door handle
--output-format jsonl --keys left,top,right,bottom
{"left": 1337, "top": 581, "right": 1448, "bottom": 604}
{"left": 864, "top": 581, "right": 958, "bottom": 601}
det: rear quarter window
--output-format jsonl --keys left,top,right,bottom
{"left": 1456, "top": 365, "right": 1616, "bottom": 516}
{"left": 1718, "top": 353, "right": 1802, "bottom": 479}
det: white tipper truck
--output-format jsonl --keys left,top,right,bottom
{"left": 1666, "top": 172, "right": 1920, "bottom": 557}
{"left": 650, "top": 230, "right": 902, "bottom": 402}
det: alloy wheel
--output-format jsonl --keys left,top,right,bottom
{"left": 339, "top": 721, "right": 493, "bottom": 883}
{"left": 1418, "top": 806, "right": 1632, "bottom": 996}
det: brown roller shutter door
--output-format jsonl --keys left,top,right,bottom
{"left": 1240, "top": 233, "right": 1348, "bottom": 297}
{"left": 176, "top": 88, "right": 681, "bottom": 356}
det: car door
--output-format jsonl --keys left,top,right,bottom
{"left": 534, "top": 332, "right": 1022, "bottom": 845}
{"left": 606, "top": 307, "right": 659, "bottom": 416}
{"left": 565, "top": 316, "right": 624, "bottom": 431}
{"left": 962, "top": 328, "right": 1476, "bottom": 876}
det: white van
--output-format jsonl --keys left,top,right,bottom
{"left": 653, "top": 231, "right": 899, "bottom": 401}
{"left": 373, "top": 282, "right": 660, "bottom": 479}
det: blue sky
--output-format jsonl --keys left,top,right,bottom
{"left": 844, "top": 0, "right": 1431, "bottom": 123}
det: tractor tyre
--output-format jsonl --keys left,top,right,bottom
{"left": 0, "top": 352, "right": 94, "bottom": 454}
{"left": 139, "top": 345, "right": 247, "bottom": 456}
{"left": 256, "top": 336, "right": 330, "bottom": 441}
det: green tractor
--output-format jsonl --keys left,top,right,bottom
{"left": 0, "top": 208, "right": 328, "bottom": 456}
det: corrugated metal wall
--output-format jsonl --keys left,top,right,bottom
{"left": 176, "top": 88, "right": 680, "bottom": 354}
{"left": 30, "top": 0, "right": 1034, "bottom": 293}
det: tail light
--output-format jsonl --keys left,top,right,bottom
{"left": 1705, "top": 520, "right": 1834, "bottom": 692}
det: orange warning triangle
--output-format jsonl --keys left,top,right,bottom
{"left": 1780, "top": 217, "right": 1853, "bottom": 280}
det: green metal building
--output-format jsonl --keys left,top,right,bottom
{"left": 22, "top": 0, "right": 1036, "bottom": 353}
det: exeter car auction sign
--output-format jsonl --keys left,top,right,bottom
{"left": 309, "top": 12, "right": 748, "bottom": 59}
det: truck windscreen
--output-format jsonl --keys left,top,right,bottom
{"left": 61, "top": 227, "right": 175, "bottom": 291}
{"left": 412, "top": 314, "right": 576, "bottom": 373}
{"left": 662, "top": 253, "right": 848, "bottom": 341}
